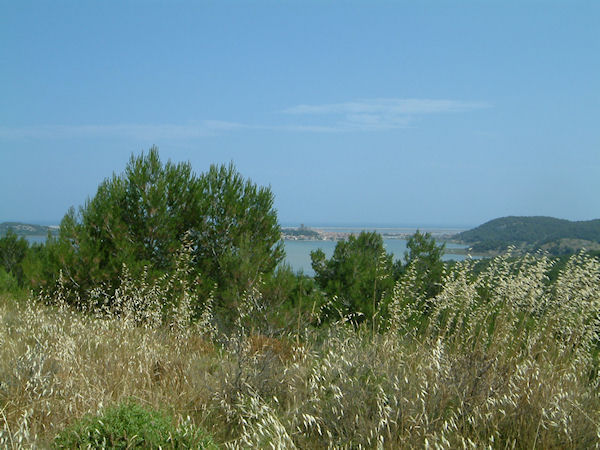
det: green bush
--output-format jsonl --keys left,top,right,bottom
{"left": 259, "top": 264, "right": 327, "bottom": 331}
{"left": 53, "top": 400, "right": 217, "bottom": 449}
{"left": 0, "top": 230, "right": 29, "bottom": 286}
{"left": 0, "top": 267, "right": 19, "bottom": 294}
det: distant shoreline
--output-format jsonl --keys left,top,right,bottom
{"left": 281, "top": 226, "right": 465, "bottom": 242}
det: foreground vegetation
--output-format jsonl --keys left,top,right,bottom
{"left": 1, "top": 250, "right": 599, "bottom": 448}
{"left": 2, "top": 149, "right": 600, "bottom": 447}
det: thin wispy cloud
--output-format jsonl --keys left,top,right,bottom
{"left": 0, "top": 98, "right": 490, "bottom": 139}
{"left": 283, "top": 98, "right": 490, "bottom": 115}
{"left": 281, "top": 98, "right": 490, "bottom": 131}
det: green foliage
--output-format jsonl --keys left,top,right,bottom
{"left": 53, "top": 400, "right": 217, "bottom": 449}
{"left": 43, "top": 147, "right": 283, "bottom": 313}
{"left": 260, "top": 265, "right": 327, "bottom": 330}
{"left": 0, "top": 267, "right": 19, "bottom": 293}
{"left": 311, "top": 231, "right": 394, "bottom": 322}
{"left": 457, "top": 216, "right": 600, "bottom": 254}
{"left": 0, "top": 230, "right": 29, "bottom": 285}
{"left": 396, "top": 230, "right": 446, "bottom": 305}
{"left": 21, "top": 241, "right": 57, "bottom": 290}
{"left": 193, "top": 162, "right": 284, "bottom": 306}
{"left": 53, "top": 148, "right": 201, "bottom": 292}
{"left": 283, "top": 226, "right": 320, "bottom": 238}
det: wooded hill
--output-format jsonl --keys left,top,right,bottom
{"left": 456, "top": 216, "right": 600, "bottom": 255}
{"left": 0, "top": 222, "right": 58, "bottom": 237}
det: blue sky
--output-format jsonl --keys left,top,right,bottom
{"left": 1, "top": 0, "right": 598, "bottom": 227}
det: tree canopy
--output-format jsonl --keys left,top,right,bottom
{"left": 42, "top": 147, "right": 284, "bottom": 309}
{"left": 311, "top": 231, "right": 394, "bottom": 322}
{"left": 0, "top": 230, "right": 29, "bottom": 286}
{"left": 401, "top": 230, "right": 446, "bottom": 301}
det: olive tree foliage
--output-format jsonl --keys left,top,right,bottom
{"left": 44, "top": 147, "right": 284, "bottom": 310}
{"left": 311, "top": 231, "right": 394, "bottom": 322}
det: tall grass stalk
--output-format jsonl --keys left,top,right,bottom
{"left": 1, "top": 252, "right": 599, "bottom": 447}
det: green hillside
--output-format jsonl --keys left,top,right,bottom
{"left": 0, "top": 222, "right": 58, "bottom": 237}
{"left": 456, "top": 216, "right": 600, "bottom": 254}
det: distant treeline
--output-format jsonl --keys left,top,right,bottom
{"left": 456, "top": 216, "right": 600, "bottom": 254}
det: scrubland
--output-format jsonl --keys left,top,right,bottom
{"left": 1, "top": 251, "right": 600, "bottom": 448}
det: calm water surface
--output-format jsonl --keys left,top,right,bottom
{"left": 25, "top": 236, "right": 49, "bottom": 245}
{"left": 283, "top": 239, "right": 469, "bottom": 276}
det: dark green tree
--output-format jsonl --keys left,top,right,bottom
{"left": 51, "top": 148, "right": 200, "bottom": 293}
{"left": 399, "top": 230, "right": 446, "bottom": 300}
{"left": 193, "top": 163, "right": 284, "bottom": 303}
{"left": 0, "top": 230, "right": 29, "bottom": 285}
{"left": 45, "top": 147, "right": 283, "bottom": 311}
{"left": 311, "top": 231, "right": 394, "bottom": 323}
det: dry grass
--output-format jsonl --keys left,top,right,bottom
{"left": 1, "top": 251, "right": 600, "bottom": 448}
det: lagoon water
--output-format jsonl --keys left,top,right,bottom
{"left": 25, "top": 235, "right": 49, "bottom": 245}
{"left": 283, "top": 239, "right": 469, "bottom": 276}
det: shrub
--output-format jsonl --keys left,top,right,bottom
{"left": 53, "top": 400, "right": 217, "bottom": 449}
{"left": 259, "top": 265, "right": 327, "bottom": 332}
{"left": 0, "top": 230, "right": 28, "bottom": 286}
{"left": 0, "top": 267, "right": 19, "bottom": 294}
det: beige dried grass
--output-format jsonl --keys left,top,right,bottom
{"left": 0, "top": 251, "right": 599, "bottom": 448}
